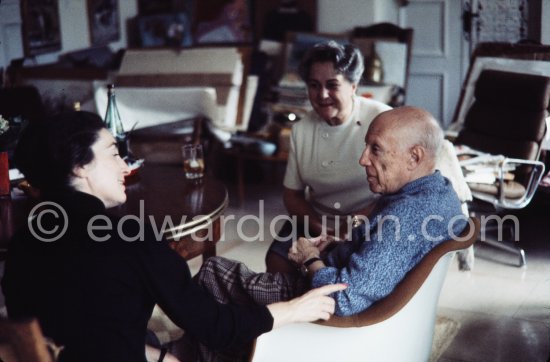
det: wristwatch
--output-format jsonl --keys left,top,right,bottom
{"left": 351, "top": 215, "right": 363, "bottom": 228}
{"left": 301, "top": 257, "right": 322, "bottom": 276}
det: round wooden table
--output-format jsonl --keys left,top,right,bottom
{"left": 0, "top": 164, "right": 228, "bottom": 262}
{"left": 114, "top": 163, "right": 228, "bottom": 260}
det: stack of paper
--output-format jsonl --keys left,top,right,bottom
{"left": 113, "top": 47, "right": 253, "bottom": 133}
{"left": 117, "top": 48, "right": 243, "bottom": 87}
{"left": 456, "top": 146, "right": 516, "bottom": 185}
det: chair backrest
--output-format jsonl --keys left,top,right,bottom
{"left": 456, "top": 69, "right": 550, "bottom": 161}
{"left": 350, "top": 22, "right": 414, "bottom": 99}
{"left": 452, "top": 42, "right": 550, "bottom": 128}
{"left": 0, "top": 318, "right": 53, "bottom": 362}
{"left": 250, "top": 218, "right": 480, "bottom": 362}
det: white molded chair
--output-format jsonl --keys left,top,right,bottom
{"left": 250, "top": 218, "right": 480, "bottom": 362}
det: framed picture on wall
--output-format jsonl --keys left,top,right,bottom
{"left": 21, "top": 0, "right": 62, "bottom": 56}
{"left": 194, "top": 0, "right": 253, "bottom": 44}
{"left": 87, "top": 0, "right": 120, "bottom": 46}
{"left": 137, "top": 12, "right": 193, "bottom": 48}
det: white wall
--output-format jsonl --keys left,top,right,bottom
{"left": 2, "top": 0, "right": 396, "bottom": 70}
{"left": 543, "top": 0, "right": 550, "bottom": 44}
{"left": 317, "top": 0, "right": 376, "bottom": 33}
{"left": 316, "top": 0, "right": 550, "bottom": 45}
{"left": 317, "top": 0, "right": 399, "bottom": 33}
{"left": 0, "top": 0, "right": 137, "bottom": 69}
{"left": 0, "top": 0, "right": 24, "bottom": 68}
{"left": 374, "top": 0, "right": 399, "bottom": 23}
{"left": 6, "top": 0, "right": 546, "bottom": 69}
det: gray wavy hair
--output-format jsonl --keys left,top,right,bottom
{"left": 298, "top": 40, "right": 364, "bottom": 84}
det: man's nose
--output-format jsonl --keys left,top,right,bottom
{"left": 319, "top": 87, "right": 329, "bottom": 98}
{"left": 359, "top": 149, "right": 370, "bottom": 166}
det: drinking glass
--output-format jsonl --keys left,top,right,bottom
{"left": 182, "top": 144, "right": 205, "bottom": 180}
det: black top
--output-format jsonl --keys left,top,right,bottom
{"left": 2, "top": 191, "right": 273, "bottom": 362}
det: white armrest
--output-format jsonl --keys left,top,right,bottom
{"left": 251, "top": 254, "right": 453, "bottom": 362}
{"left": 472, "top": 157, "right": 546, "bottom": 209}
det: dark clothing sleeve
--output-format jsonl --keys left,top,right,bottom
{"left": 135, "top": 227, "right": 273, "bottom": 350}
{"left": 1, "top": 191, "right": 273, "bottom": 361}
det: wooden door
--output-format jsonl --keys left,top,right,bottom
{"left": 398, "top": 0, "right": 468, "bottom": 127}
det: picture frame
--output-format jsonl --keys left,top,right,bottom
{"left": 20, "top": 0, "right": 62, "bottom": 56}
{"left": 193, "top": 0, "right": 253, "bottom": 45}
{"left": 351, "top": 37, "right": 408, "bottom": 87}
{"left": 87, "top": 0, "right": 120, "bottom": 46}
{"left": 137, "top": 12, "right": 193, "bottom": 48}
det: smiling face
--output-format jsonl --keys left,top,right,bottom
{"left": 73, "top": 129, "right": 130, "bottom": 208}
{"left": 359, "top": 115, "right": 413, "bottom": 195}
{"left": 306, "top": 62, "right": 357, "bottom": 126}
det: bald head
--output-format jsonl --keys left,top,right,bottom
{"left": 371, "top": 106, "right": 442, "bottom": 170}
{"left": 359, "top": 106, "right": 443, "bottom": 194}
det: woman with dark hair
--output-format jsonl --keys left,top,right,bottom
{"left": 265, "top": 41, "right": 391, "bottom": 273}
{"left": 1, "top": 111, "right": 344, "bottom": 362}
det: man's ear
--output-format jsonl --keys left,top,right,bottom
{"left": 408, "top": 145, "right": 424, "bottom": 170}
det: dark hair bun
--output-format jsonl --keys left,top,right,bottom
{"left": 14, "top": 111, "right": 105, "bottom": 194}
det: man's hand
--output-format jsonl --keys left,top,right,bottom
{"left": 288, "top": 237, "right": 321, "bottom": 265}
{"left": 308, "top": 234, "right": 341, "bottom": 252}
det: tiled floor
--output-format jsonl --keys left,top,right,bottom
{"left": 207, "top": 176, "right": 550, "bottom": 362}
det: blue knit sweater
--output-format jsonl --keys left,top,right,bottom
{"left": 311, "top": 171, "right": 467, "bottom": 316}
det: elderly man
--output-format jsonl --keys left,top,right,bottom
{"left": 196, "top": 106, "right": 467, "bottom": 318}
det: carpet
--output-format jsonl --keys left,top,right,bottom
{"left": 430, "top": 315, "right": 461, "bottom": 361}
